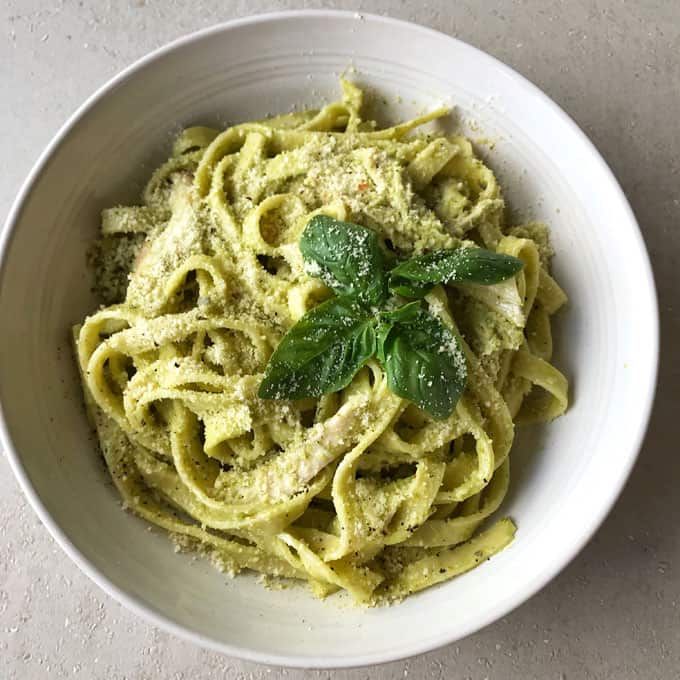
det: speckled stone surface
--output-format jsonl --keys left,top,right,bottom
{"left": 1, "top": 1, "right": 678, "bottom": 678}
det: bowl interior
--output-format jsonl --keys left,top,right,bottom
{"left": 0, "top": 12, "right": 657, "bottom": 667}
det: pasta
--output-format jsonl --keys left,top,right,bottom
{"left": 74, "top": 80, "right": 569, "bottom": 605}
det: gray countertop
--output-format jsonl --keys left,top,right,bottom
{"left": 1, "top": 1, "right": 678, "bottom": 678}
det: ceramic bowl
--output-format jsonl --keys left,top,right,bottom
{"left": 0, "top": 11, "right": 658, "bottom": 668}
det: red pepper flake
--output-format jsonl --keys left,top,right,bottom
{"left": 357, "top": 182, "right": 369, "bottom": 191}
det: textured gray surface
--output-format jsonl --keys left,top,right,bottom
{"left": 1, "top": 1, "right": 678, "bottom": 678}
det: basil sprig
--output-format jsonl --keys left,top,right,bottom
{"left": 258, "top": 217, "right": 523, "bottom": 419}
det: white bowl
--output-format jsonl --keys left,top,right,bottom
{"left": 0, "top": 11, "right": 658, "bottom": 668}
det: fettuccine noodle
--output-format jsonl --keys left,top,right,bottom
{"left": 74, "top": 80, "right": 568, "bottom": 604}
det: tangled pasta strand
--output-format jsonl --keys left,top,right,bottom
{"left": 75, "top": 80, "right": 568, "bottom": 604}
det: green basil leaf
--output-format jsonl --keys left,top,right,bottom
{"left": 389, "top": 247, "right": 524, "bottom": 297}
{"left": 378, "top": 308, "right": 467, "bottom": 419}
{"left": 300, "top": 215, "right": 388, "bottom": 306}
{"left": 375, "top": 302, "right": 422, "bottom": 363}
{"left": 388, "top": 278, "right": 434, "bottom": 299}
{"left": 380, "top": 300, "right": 423, "bottom": 324}
{"left": 258, "top": 296, "right": 377, "bottom": 400}
{"left": 379, "top": 300, "right": 423, "bottom": 325}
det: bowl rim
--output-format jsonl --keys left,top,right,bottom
{"left": 0, "top": 9, "right": 659, "bottom": 669}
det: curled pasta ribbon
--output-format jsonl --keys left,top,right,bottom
{"left": 74, "top": 79, "right": 568, "bottom": 604}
